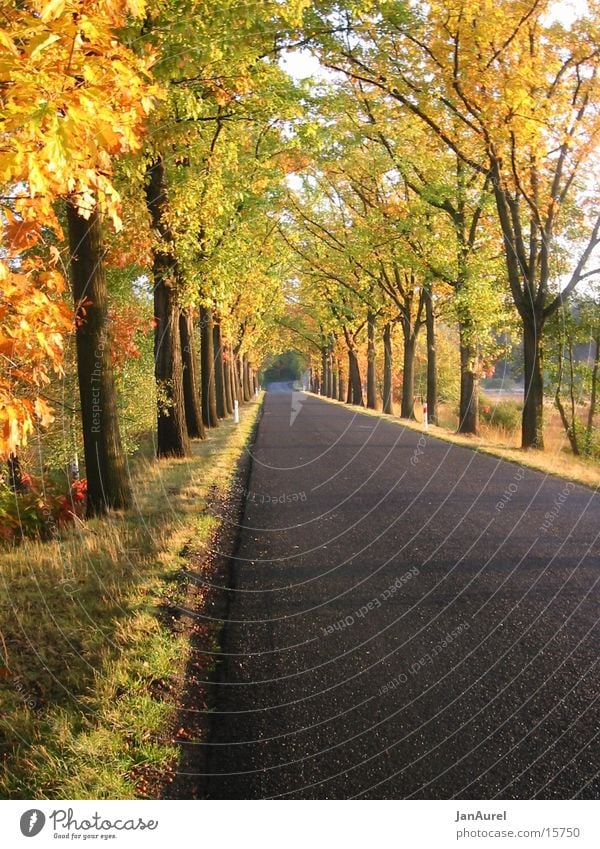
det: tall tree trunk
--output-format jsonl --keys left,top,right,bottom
{"left": 348, "top": 347, "right": 364, "bottom": 406}
{"left": 332, "top": 360, "right": 338, "bottom": 400}
{"left": 235, "top": 356, "right": 244, "bottom": 402}
{"left": 321, "top": 347, "right": 328, "bottom": 397}
{"left": 346, "top": 350, "right": 353, "bottom": 403}
{"left": 200, "top": 304, "right": 218, "bottom": 428}
{"left": 154, "top": 279, "right": 190, "bottom": 457}
{"left": 179, "top": 309, "right": 205, "bottom": 439}
{"left": 401, "top": 328, "right": 417, "bottom": 420}
{"left": 67, "top": 202, "right": 133, "bottom": 513}
{"left": 367, "top": 310, "right": 377, "bottom": 409}
{"left": 337, "top": 358, "right": 345, "bottom": 401}
{"left": 457, "top": 321, "right": 479, "bottom": 435}
{"left": 425, "top": 286, "right": 438, "bottom": 425}
{"left": 144, "top": 160, "right": 190, "bottom": 461}
{"left": 213, "top": 319, "right": 226, "bottom": 419}
{"left": 585, "top": 332, "right": 600, "bottom": 453}
{"left": 223, "top": 343, "right": 234, "bottom": 415}
{"left": 522, "top": 314, "right": 545, "bottom": 448}
{"left": 242, "top": 353, "right": 251, "bottom": 402}
{"left": 7, "top": 453, "right": 24, "bottom": 492}
{"left": 383, "top": 322, "right": 393, "bottom": 415}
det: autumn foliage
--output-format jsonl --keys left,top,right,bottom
{"left": 0, "top": 0, "right": 157, "bottom": 457}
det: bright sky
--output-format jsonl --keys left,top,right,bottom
{"left": 280, "top": 49, "right": 324, "bottom": 81}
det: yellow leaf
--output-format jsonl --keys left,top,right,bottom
{"left": 40, "top": 0, "right": 66, "bottom": 23}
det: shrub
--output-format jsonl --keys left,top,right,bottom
{"left": 0, "top": 476, "right": 87, "bottom": 544}
{"left": 479, "top": 395, "right": 522, "bottom": 432}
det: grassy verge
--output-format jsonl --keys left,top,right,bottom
{"left": 0, "top": 396, "right": 262, "bottom": 799}
{"left": 311, "top": 393, "right": 599, "bottom": 489}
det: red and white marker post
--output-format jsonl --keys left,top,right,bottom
{"left": 423, "top": 401, "right": 428, "bottom": 431}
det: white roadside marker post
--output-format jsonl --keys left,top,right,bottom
{"left": 234, "top": 399, "right": 240, "bottom": 424}
{"left": 423, "top": 401, "right": 428, "bottom": 431}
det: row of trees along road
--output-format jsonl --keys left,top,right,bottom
{"left": 2, "top": 0, "right": 600, "bottom": 524}
{"left": 0, "top": 0, "right": 311, "bottom": 516}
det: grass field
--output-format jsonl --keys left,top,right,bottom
{"left": 0, "top": 397, "right": 262, "bottom": 799}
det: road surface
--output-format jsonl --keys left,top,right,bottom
{"left": 205, "top": 386, "right": 600, "bottom": 799}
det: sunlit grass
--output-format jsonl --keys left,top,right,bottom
{"left": 0, "top": 397, "right": 262, "bottom": 799}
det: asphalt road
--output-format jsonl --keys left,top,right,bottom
{"left": 206, "top": 385, "right": 600, "bottom": 799}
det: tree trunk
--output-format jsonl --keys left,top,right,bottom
{"left": 383, "top": 322, "right": 393, "bottom": 415}
{"left": 154, "top": 279, "right": 190, "bottom": 457}
{"left": 213, "top": 319, "right": 226, "bottom": 419}
{"left": 144, "top": 160, "right": 191, "bottom": 461}
{"left": 223, "top": 342, "right": 234, "bottom": 415}
{"left": 425, "top": 286, "right": 438, "bottom": 425}
{"left": 237, "top": 356, "right": 244, "bottom": 401}
{"left": 585, "top": 332, "right": 600, "bottom": 453}
{"left": 200, "top": 304, "right": 218, "bottom": 428}
{"left": 367, "top": 311, "right": 377, "bottom": 409}
{"left": 348, "top": 347, "right": 364, "bottom": 406}
{"left": 66, "top": 202, "right": 133, "bottom": 514}
{"left": 232, "top": 353, "right": 242, "bottom": 402}
{"left": 332, "top": 361, "right": 338, "bottom": 400}
{"left": 242, "top": 353, "right": 251, "bottom": 402}
{"left": 179, "top": 310, "right": 205, "bottom": 440}
{"left": 457, "top": 321, "right": 479, "bottom": 435}
{"left": 7, "top": 453, "right": 24, "bottom": 492}
{"left": 346, "top": 350, "right": 353, "bottom": 403}
{"left": 522, "top": 314, "right": 545, "bottom": 448}
{"left": 321, "top": 347, "right": 328, "bottom": 397}
{"left": 401, "top": 330, "right": 417, "bottom": 420}
{"left": 337, "top": 358, "right": 345, "bottom": 402}
{"left": 554, "top": 329, "right": 579, "bottom": 455}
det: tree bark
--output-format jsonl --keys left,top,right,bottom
{"left": 67, "top": 202, "right": 133, "bottom": 514}
{"left": 367, "top": 310, "right": 377, "bottom": 409}
{"left": 213, "top": 318, "right": 226, "bottom": 419}
{"left": 383, "top": 322, "right": 394, "bottom": 415}
{"left": 522, "top": 315, "right": 545, "bottom": 448}
{"left": 223, "top": 342, "right": 234, "bottom": 415}
{"left": 236, "top": 356, "right": 244, "bottom": 401}
{"left": 144, "top": 160, "right": 191, "bottom": 461}
{"left": 586, "top": 332, "right": 600, "bottom": 453}
{"left": 337, "top": 358, "right": 345, "bottom": 402}
{"left": 200, "top": 304, "right": 218, "bottom": 428}
{"left": 401, "top": 328, "right": 417, "bottom": 420}
{"left": 179, "top": 309, "right": 205, "bottom": 440}
{"left": 425, "top": 286, "right": 438, "bottom": 426}
{"left": 348, "top": 347, "right": 364, "bottom": 406}
{"left": 242, "top": 353, "right": 251, "bottom": 402}
{"left": 346, "top": 350, "right": 353, "bottom": 403}
{"left": 7, "top": 454, "right": 24, "bottom": 492}
{"left": 458, "top": 325, "right": 479, "bottom": 435}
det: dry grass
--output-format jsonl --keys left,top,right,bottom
{"left": 0, "top": 397, "right": 263, "bottom": 799}
{"left": 312, "top": 393, "right": 600, "bottom": 490}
